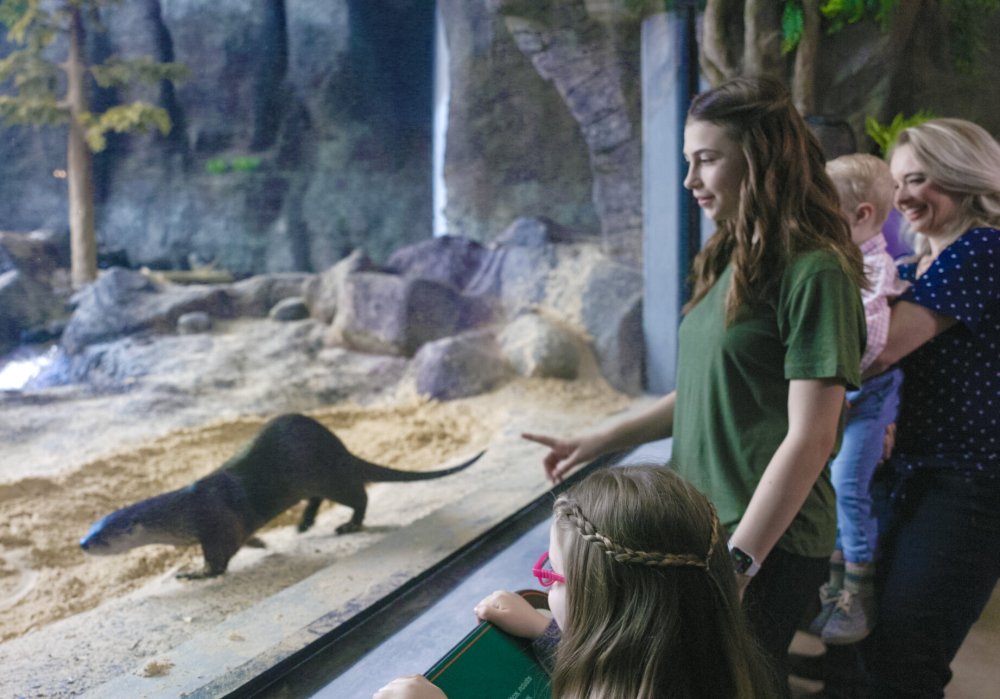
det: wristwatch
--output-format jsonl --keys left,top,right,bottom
{"left": 728, "top": 542, "right": 761, "bottom": 577}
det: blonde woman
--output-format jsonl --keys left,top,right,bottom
{"left": 862, "top": 118, "right": 1000, "bottom": 697}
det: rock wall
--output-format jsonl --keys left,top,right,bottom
{"left": 3, "top": 1, "right": 999, "bottom": 281}
{"left": 0, "top": 1, "right": 437, "bottom": 276}
{"left": 0, "top": 0, "right": 617, "bottom": 278}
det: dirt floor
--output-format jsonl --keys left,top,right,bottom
{"left": 0, "top": 375, "right": 633, "bottom": 697}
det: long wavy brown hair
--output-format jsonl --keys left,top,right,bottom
{"left": 549, "top": 465, "right": 775, "bottom": 699}
{"left": 683, "top": 77, "right": 866, "bottom": 321}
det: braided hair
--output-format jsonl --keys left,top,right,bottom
{"left": 554, "top": 499, "right": 719, "bottom": 571}
{"left": 548, "top": 465, "right": 773, "bottom": 699}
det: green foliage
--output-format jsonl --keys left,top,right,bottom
{"left": 0, "top": 0, "right": 185, "bottom": 152}
{"left": 0, "top": 94, "right": 66, "bottom": 125}
{"left": 79, "top": 102, "right": 171, "bottom": 152}
{"left": 205, "top": 158, "right": 229, "bottom": 175}
{"left": 90, "top": 55, "right": 188, "bottom": 89}
{"left": 782, "top": 0, "right": 896, "bottom": 53}
{"left": 231, "top": 156, "right": 261, "bottom": 172}
{"left": 821, "top": 0, "right": 896, "bottom": 32}
{"left": 780, "top": 0, "right": 999, "bottom": 73}
{"left": 942, "top": 0, "right": 1000, "bottom": 73}
{"left": 204, "top": 156, "right": 264, "bottom": 175}
{"left": 782, "top": 2, "right": 805, "bottom": 54}
{"left": 865, "top": 111, "right": 937, "bottom": 155}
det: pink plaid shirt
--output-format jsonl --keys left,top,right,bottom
{"left": 859, "top": 233, "right": 903, "bottom": 372}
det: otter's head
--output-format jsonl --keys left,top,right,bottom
{"left": 80, "top": 492, "right": 198, "bottom": 555}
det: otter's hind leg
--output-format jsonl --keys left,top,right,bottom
{"left": 298, "top": 497, "right": 323, "bottom": 533}
{"left": 335, "top": 490, "right": 367, "bottom": 535}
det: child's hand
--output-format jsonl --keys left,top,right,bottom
{"left": 372, "top": 675, "right": 446, "bottom": 699}
{"left": 475, "top": 590, "right": 552, "bottom": 639}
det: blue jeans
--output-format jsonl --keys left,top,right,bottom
{"left": 865, "top": 467, "right": 1000, "bottom": 697}
{"left": 832, "top": 368, "right": 903, "bottom": 563}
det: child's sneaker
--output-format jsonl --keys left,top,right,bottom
{"left": 807, "top": 580, "right": 841, "bottom": 637}
{"left": 807, "top": 558, "right": 845, "bottom": 637}
{"left": 821, "top": 563, "right": 875, "bottom": 645}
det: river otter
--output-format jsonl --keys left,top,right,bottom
{"left": 80, "top": 413, "right": 484, "bottom": 578}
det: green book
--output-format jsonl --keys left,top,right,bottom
{"left": 425, "top": 591, "right": 552, "bottom": 699}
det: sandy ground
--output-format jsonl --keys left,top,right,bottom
{"left": 0, "top": 374, "right": 634, "bottom": 697}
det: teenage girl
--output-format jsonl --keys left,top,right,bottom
{"left": 373, "top": 465, "right": 774, "bottom": 699}
{"left": 523, "top": 76, "right": 867, "bottom": 691}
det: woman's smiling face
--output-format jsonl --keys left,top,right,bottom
{"left": 891, "top": 143, "right": 964, "bottom": 239}
{"left": 683, "top": 120, "right": 747, "bottom": 222}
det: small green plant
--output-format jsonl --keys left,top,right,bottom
{"left": 204, "top": 156, "right": 263, "bottom": 175}
{"left": 231, "top": 156, "right": 262, "bottom": 172}
{"left": 782, "top": 0, "right": 897, "bottom": 54}
{"left": 204, "top": 158, "right": 229, "bottom": 175}
{"left": 865, "top": 111, "right": 937, "bottom": 155}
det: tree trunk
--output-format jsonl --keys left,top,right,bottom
{"left": 66, "top": 7, "right": 97, "bottom": 288}
{"left": 701, "top": 0, "right": 739, "bottom": 84}
{"left": 742, "top": 0, "right": 783, "bottom": 79}
{"left": 792, "top": 0, "right": 820, "bottom": 115}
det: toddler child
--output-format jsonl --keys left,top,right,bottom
{"left": 809, "top": 154, "right": 904, "bottom": 645}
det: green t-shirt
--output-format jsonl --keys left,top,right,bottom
{"left": 671, "top": 250, "right": 865, "bottom": 558}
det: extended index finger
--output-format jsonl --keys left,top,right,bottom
{"left": 521, "top": 432, "right": 560, "bottom": 449}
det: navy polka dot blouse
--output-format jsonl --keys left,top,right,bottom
{"left": 894, "top": 227, "right": 1000, "bottom": 472}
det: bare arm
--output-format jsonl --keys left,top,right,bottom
{"left": 523, "top": 391, "right": 676, "bottom": 482}
{"left": 864, "top": 300, "right": 957, "bottom": 379}
{"left": 727, "top": 378, "right": 846, "bottom": 584}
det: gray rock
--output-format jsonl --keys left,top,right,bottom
{"left": 304, "top": 249, "right": 374, "bottom": 323}
{"left": 328, "top": 272, "right": 469, "bottom": 356}
{"left": 494, "top": 216, "right": 575, "bottom": 247}
{"left": 269, "top": 296, "right": 310, "bottom": 321}
{"left": 412, "top": 330, "right": 512, "bottom": 400}
{"left": 225, "top": 273, "right": 313, "bottom": 317}
{"left": 499, "top": 312, "right": 580, "bottom": 379}
{"left": 593, "top": 292, "right": 644, "bottom": 395}
{"left": 384, "top": 235, "right": 490, "bottom": 291}
{"left": 61, "top": 268, "right": 234, "bottom": 354}
{"left": 579, "top": 256, "right": 643, "bottom": 343}
{"left": 0, "top": 270, "right": 65, "bottom": 354}
{"left": 177, "top": 311, "right": 213, "bottom": 334}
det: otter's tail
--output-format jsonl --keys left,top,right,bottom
{"left": 359, "top": 450, "right": 485, "bottom": 483}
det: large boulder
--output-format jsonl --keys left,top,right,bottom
{"left": 593, "top": 292, "right": 644, "bottom": 395}
{"left": 466, "top": 235, "right": 644, "bottom": 392}
{"left": 412, "top": 329, "right": 512, "bottom": 400}
{"left": 384, "top": 235, "right": 491, "bottom": 291}
{"left": 499, "top": 311, "right": 580, "bottom": 380}
{"left": 327, "top": 273, "right": 471, "bottom": 356}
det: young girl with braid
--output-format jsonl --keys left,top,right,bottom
{"left": 374, "top": 465, "right": 774, "bottom": 699}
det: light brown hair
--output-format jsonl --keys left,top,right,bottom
{"left": 549, "top": 465, "right": 774, "bottom": 699}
